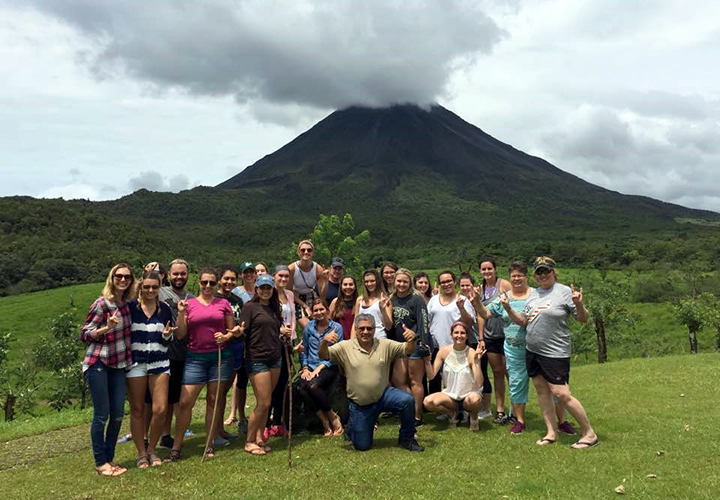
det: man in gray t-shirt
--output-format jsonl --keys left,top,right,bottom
{"left": 523, "top": 284, "right": 576, "bottom": 359}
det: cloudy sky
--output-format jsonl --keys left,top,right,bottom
{"left": 2, "top": 0, "right": 719, "bottom": 211}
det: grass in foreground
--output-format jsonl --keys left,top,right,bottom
{"left": 1, "top": 353, "right": 719, "bottom": 499}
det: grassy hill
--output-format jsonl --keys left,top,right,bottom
{"left": 1, "top": 353, "right": 718, "bottom": 499}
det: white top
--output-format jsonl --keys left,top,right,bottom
{"left": 427, "top": 294, "right": 476, "bottom": 348}
{"left": 441, "top": 346, "right": 475, "bottom": 400}
{"left": 293, "top": 261, "right": 318, "bottom": 294}
{"left": 358, "top": 299, "right": 387, "bottom": 339}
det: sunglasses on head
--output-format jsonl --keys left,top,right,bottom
{"left": 114, "top": 274, "right": 132, "bottom": 281}
{"left": 200, "top": 280, "right": 217, "bottom": 286}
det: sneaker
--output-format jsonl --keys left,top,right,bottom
{"left": 414, "top": 418, "right": 424, "bottom": 427}
{"left": 159, "top": 434, "right": 174, "bottom": 449}
{"left": 510, "top": 421, "right": 526, "bottom": 434}
{"left": 220, "top": 432, "right": 239, "bottom": 440}
{"left": 184, "top": 429, "right": 194, "bottom": 438}
{"left": 477, "top": 410, "right": 492, "bottom": 420}
{"left": 212, "top": 436, "right": 230, "bottom": 448}
{"left": 435, "top": 414, "right": 448, "bottom": 421}
{"left": 492, "top": 412, "right": 507, "bottom": 425}
{"left": 398, "top": 439, "right": 425, "bottom": 452}
{"left": 117, "top": 433, "right": 132, "bottom": 444}
{"left": 237, "top": 418, "right": 249, "bottom": 435}
{"left": 459, "top": 411, "right": 469, "bottom": 424}
{"left": 273, "top": 425, "right": 287, "bottom": 437}
{"left": 558, "top": 421, "right": 577, "bottom": 435}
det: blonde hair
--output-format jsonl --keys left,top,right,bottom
{"left": 297, "top": 239, "right": 314, "bottom": 250}
{"left": 391, "top": 268, "right": 415, "bottom": 298}
{"left": 102, "top": 263, "right": 136, "bottom": 303}
{"left": 168, "top": 258, "right": 189, "bottom": 271}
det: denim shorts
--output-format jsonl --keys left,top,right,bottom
{"left": 126, "top": 362, "right": 170, "bottom": 378}
{"left": 408, "top": 343, "right": 431, "bottom": 360}
{"left": 183, "top": 351, "right": 234, "bottom": 384}
{"left": 247, "top": 357, "right": 282, "bottom": 375}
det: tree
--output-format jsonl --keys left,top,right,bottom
{"left": 675, "top": 296, "right": 707, "bottom": 354}
{"left": 574, "top": 276, "right": 638, "bottom": 363}
{"left": 0, "top": 332, "right": 42, "bottom": 421}
{"left": 292, "top": 214, "right": 371, "bottom": 277}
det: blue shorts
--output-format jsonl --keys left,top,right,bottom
{"left": 247, "top": 357, "right": 282, "bottom": 375}
{"left": 183, "top": 351, "right": 234, "bottom": 385}
{"left": 230, "top": 342, "right": 245, "bottom": 371}
{"left": 408, "top": 343, "right": 431, "bottom": 360}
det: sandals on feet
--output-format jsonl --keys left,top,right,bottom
{"left": 148, "top": 452, "right": 162, "bottom": 467}
{"left": 203, "top": 447, "right": 215, "bottom": 459}
{"left": 536, "top": 438, "right": 557, "bottom": 446}
{"left": 244, "top": 443, "right": 267, "bottom": 456}
{"left": 571, "top": 438, "right": 599, "bottom": 449}
{"left": 163, "top": 449, "right": 181, "bottom": 463}
{"left": 95, "top": 464, "right": 122, "bottom": 477}
{"left": 136, "top": 455, "right": 150, "bottom": 469}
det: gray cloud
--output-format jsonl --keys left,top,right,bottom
{"left": 26, "top": 0, "right": 505, "bottom": 116}
{"left": 128, "top": 171, "right": 189, "bottom": 193}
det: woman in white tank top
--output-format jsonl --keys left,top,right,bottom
{"left": 423, "top": 321, "right": 485, "bottom": 431}
{"left": 287, "top": 240, "right": 327, "bottom": 329}
{"left": 351, "top": 269, "right": 392, "bottom": 339}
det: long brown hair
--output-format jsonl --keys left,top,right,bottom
{"left": 332, "top": 276, "right": 358, "bottom": 321}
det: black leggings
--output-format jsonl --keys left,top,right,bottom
{"left": 295, "top": 366, "right": 339, "bottom": 413}
{"left": 268, "top": 344, "right": 291, "bottom": 426}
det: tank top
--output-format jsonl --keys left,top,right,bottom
{"left": 482, "top": 283, "right": 505, "bottom": 340}
{"left": 441, "top": 346, "right": 475, "bottom": 400}
{"left": 293, "top": 261, "right": 318, "bottom": 295}
{"left": 339, "top": 300, "right": 355, "bottom": 340}
{"left": 358, "top": 299, "right": 387, "bottom": 339}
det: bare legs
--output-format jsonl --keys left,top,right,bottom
{"left": 245, "top": 368, "right": 280, "bottom": 454}
{"left": 423, "top": 392, "right": 482, "bottom": 430}
{"left": 532, "top": 376, "right": 597, "bottom": 447}
{"left": 407, "top": 359, "right": 426, "bottom": 420}
{"left": 487, "top": 352, "right": 507, "bottom": 414}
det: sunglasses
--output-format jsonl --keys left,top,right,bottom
{"left": 200, "top": 280, "right": 217, "bottom": 286}
{"left": 142, "top": 284, "right": 160, "bottom": 290}
{"left": 535, "top": 268, "right": 552, "bottom": 276}
{"left": 114, "top": 274, "right": 132, "bottom": 281}
{"left": 299, "top": 248, "right": 313, "bottom": 253}
{"left": 356, "top": 326, "right": 374, "bottom": 332}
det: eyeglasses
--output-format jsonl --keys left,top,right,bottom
{"left": 142, "top": 285, "right": 160, "bottom": 290}
{"left": 439, "top": 280, "right": 455, "bottom": 285}
{"left": 299, "top": 248, "right": 313, "bottom": 253}
{"left": 200, "top": 280, "right": 217, "bottom": 286}
{"left": 356, "top": 326, "right": 374, "bottom": 332}
{"left": 114, "top": 274, "right": 132, "bottom": 281}
{"left": 535, "top": 268, "right": 552, "bottom": 276}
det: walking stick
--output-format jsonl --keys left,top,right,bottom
{"left": 282, "top": 337, "right": 294, "bottom": 468}
{"left": 202, "top": 345, "right": 223, "bottom": 463}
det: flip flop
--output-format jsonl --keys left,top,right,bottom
{"left": 244, "top": 444, "right": 266, "bottom": 456}
{"left": 571, "top": 439, "right": 599, "bottom": 449}
{"left": 536, "top": 438, "right": 556, "bottom": 446}
{"left": 148, "top": 452, "right": 162, "bottom": 467}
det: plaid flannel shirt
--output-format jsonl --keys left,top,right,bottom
{"left": 80, "top": 296, "right": 132, "bottom": 372}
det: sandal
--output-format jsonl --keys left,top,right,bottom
{"left": 244, "top": 443, "right": 267, "bottom": 456}
{"left": 136, "top": 455, "right": 150, "bottom": 469}
{"left": 109, "top": 462, "right": 128, "bottom": 475}
{"left": 148, "top": 452, "right": 162, "bottom": 467}
{"left": 536, "top": 438, "right": 557, "bottom": 446}
{"left": 203, "top": 447, "right": 215, "bottom": 459}
{"left": 95, "top": 464, "right": 121, "bottom": 477}
{"left": 323, "top": 427, "right": 333, "bottom": 437}
{"left": 163, "top": 449, "right": 181, "bottom": 463}
{"left": 257, "top": 441, "right": 272, "bottom": 453}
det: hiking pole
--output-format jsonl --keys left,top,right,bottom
{"left": 282, "top": 337, "right": 294, "bottom": 468}
{"left": 202, "top": 344, "right": 223, "bottom": 463}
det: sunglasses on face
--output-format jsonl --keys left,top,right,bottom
{"left": 142, "top": 285, "right": 160, "bottom": 290}
{"left": 356, "top": 326, "right": 374, "bottom": 332}
{"left": 114, "top": 274, "right": 132, "bottom": 281}
{"left": 200, "top": 280, "right": 217, "bottom": 286}
{"left": 535, "top": 269, "right": 552, "bottom": 276}
{"left": 299, "top": 248, "right": 313, "bottom": 253}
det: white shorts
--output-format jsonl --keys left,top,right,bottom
{"left": 126, "top": 362, "right": 170, "bottom": 378}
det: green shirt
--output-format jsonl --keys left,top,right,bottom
{"left": 328, "top": 338, "right": 406, "bottom": 405}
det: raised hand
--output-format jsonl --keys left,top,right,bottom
{"left": 106, "top": 310, "right": 120, "bottom": 330}
{"left": 500, "top": 291, "right": 510, "bottom": 309}
{"left": 322, "top": 269, "right": 331, "bottom": 280}
{"left": 401, "top": 323, "right": 416, "bottom": 343}
{"left": 163, "top": 321, "right": 178, "bottom": 338}
{"left": 456, "top": 294, "right": 466, "bottom": 311}
{"left": 177, "top": 299, "right": 188, "bottom": 313}
{"left": 570, "top": 284, "right": 583, "bottom": 305}
{"left": 432, "top": 286, "right": 439, "bottom": 296}
{"left": 473, "top": 285, "right": 484, "bottom": 300}
{"left": 379, "top": 294, "right": 391, "bottom": 309}
{"left": 323, "top": 330, "right": 339, "bottom": 345}
{"left": 294, "top": 340, "right": 304, "bottom": 354}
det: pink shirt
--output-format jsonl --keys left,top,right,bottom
{"left": 186, "top": 297, "right": 233, "bottom": 354}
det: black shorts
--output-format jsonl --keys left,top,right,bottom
{"left": 484, "top": 337, "right": 505, "bottom": 355}
{"left": 236, "top": 364, "right": 249, "bottom": 389}
{"left": 168, "top": 359, "right": 185, "bottom": 405}
{"left": 526, "top": 350, "right": 570, "bottom": 385}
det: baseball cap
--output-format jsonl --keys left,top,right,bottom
{"left": 240, "top": 261, "right": 255, "bottom": 272}
{"left": 330, "top": 257, "right": 345, "bottom": 269}
{"left": 256, "top": 274, "right": 275, "bottom": 288}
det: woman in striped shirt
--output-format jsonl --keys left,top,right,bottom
{"left": 80, "top": 263, "right": 136, "bottom": 477}
{"left": 127, "top": 270, "right": 175, "bottom": 468}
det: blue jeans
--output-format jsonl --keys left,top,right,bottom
{"left": 347, "top": 386, "right": 415, "bottom": 451}
{"left": 85, "top": 360, "right": 127, "bottom": 467}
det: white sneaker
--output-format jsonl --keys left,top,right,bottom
{"left": 460, "top": 411, "right": 469, "bottom": 424}
{"left": 477, "top": 410, "right": 492, "bottom": 420}
{"left": 436, "top": 414, "right": 448, "bottom": 421}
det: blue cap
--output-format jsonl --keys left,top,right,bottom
{"left": 256, "top": 274, "right": 275, "bottom": 288}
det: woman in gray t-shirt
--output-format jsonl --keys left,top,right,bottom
{"left": 503, "top": 256, "right": 599, "bottom": 450}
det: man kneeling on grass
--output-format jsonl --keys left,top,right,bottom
{"left": 319, "top": 313, "right": 424, "bottom": 452}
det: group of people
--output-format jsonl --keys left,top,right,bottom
{"left": 80, "top": 241, "right": 598, "bottom": 477}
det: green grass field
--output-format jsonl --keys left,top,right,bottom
{"left": 1, "top": 353, "right": 718, "bottom": 499}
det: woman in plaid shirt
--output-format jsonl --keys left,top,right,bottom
{"left": 80, "top": 263, "right": 136, "bottom": 477}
